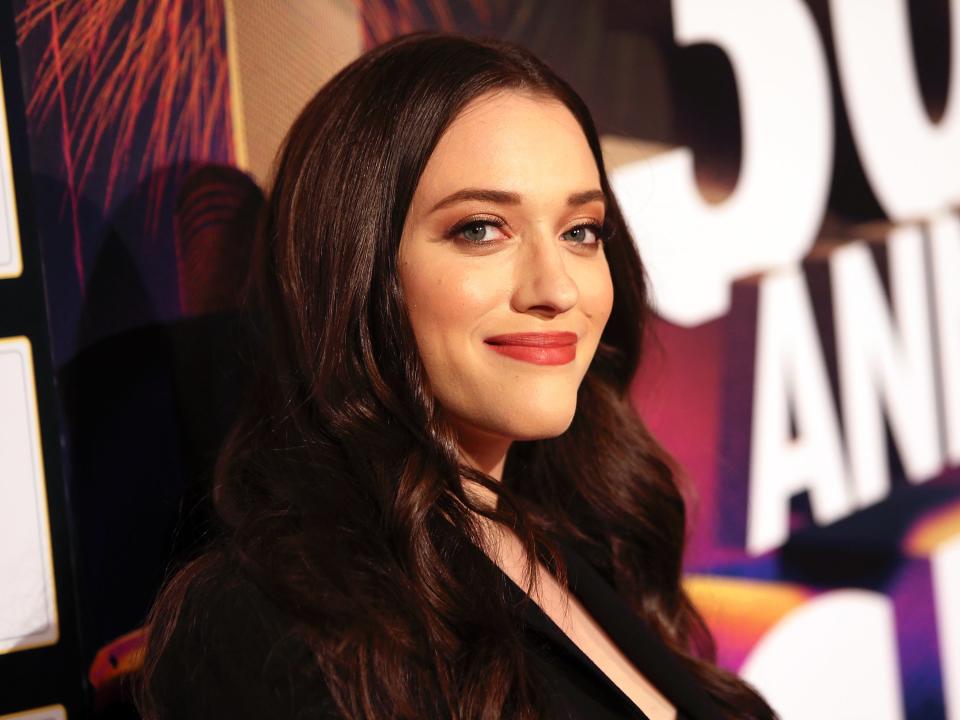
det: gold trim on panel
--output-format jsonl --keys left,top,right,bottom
{"left": 223, "top": 0, "right": 249, "bottom": 173}
{"left": 0, "top": 59, "right": 23, "bottom": 280}
{"left": 0, "top": 704, "right": 67, "bottom": 720}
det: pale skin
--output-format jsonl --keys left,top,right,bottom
{"left": 398, "top": 89, "right": 677, "bottom": 720}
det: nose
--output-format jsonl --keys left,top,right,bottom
{"left": 510, "top": 231, "right": 579, "bottom": 317}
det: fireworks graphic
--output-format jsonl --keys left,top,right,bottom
{"left": 15, "top": 0, "right": 234, "bottom": 291}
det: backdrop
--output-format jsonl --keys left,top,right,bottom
{"left": 0, "top": 2, "right": 958, "bottom": 719}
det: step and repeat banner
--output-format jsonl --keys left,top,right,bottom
{"left": 2, "top": 1, "right": 960, "bottom": 718}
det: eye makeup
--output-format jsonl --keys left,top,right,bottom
{"left": 444, "top": 215, "right": 612, "bottom": 248}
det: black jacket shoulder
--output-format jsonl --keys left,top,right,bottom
{"left": 139, "top": 547, "right": 338, "bottom": 720}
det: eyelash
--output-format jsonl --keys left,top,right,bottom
{"left": 447, "top": 216, "right": 613, "bottom": 247}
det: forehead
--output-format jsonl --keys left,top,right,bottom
{"left": 413, "top": 90, "right": 601, "bottom": 205}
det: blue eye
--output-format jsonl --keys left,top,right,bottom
{"left": 461, "top": 221, "right": 492, "bottom": 243}
{"left": 450, "top": 218, "right": 505, "bottom": 245}
{"left": 562, "top": 224, "right": 604, "bottom": 245}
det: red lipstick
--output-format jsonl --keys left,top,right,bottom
{"left": 483, "top": 332, "right": 578, "bottom": 365}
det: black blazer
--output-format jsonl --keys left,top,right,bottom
{"left": 507, "top": 540, "right": 724, "bottom": 719}
{"left": 147, "top": 540, "right": 725, "bottom": 720}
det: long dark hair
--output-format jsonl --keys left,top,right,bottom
{"left": 136, "top": 31, "right": 774, "bottom": 720}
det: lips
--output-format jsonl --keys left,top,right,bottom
{"left": 484, "top": 332, "right": 578, "bottom": 346}
{"left": 483, "top": 332, "right": 578, "bottom": 365}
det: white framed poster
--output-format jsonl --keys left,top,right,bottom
{"left": 0, "top": 336, "right": 58, "bottom": 654}
{"left": 0, "top": 58, "right": 21, "bottom": 280}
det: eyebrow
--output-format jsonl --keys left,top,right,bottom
{"left": 428, "top": 187, "right": 606, "bottom": 213}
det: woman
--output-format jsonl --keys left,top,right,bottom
{"left": 135, "top": 31, "right": 775, "bottom": 720}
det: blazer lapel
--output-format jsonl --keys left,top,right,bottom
{"left": 556, "top": 539, "right": 726, "bottom": 720}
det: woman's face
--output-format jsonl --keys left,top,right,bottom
{"left": 399, "top": 90, "right": 614, "bottom": 451}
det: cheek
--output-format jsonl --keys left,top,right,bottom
{"left": 575, "top": 260, "right": 615, "bottom": 328}
{"left": 401, "top": 258, "right": 503, "bottom": 356}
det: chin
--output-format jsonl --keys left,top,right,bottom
{"left": 499, "top": 403, "right": 577, "bottom": 441}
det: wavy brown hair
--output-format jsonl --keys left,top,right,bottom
{"left": 136, "top": 31, "right": 774, "bottom": 720}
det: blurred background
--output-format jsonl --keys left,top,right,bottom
{"left": 1, "top": 1, "right": 959, "bottom": 718}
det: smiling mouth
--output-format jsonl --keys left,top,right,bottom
{"left": 483, "top": 332, "right": 578, "bottom": 365}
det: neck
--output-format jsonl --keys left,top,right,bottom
{"left": 451, "top": 420, "right": 512, "bottom": 510}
